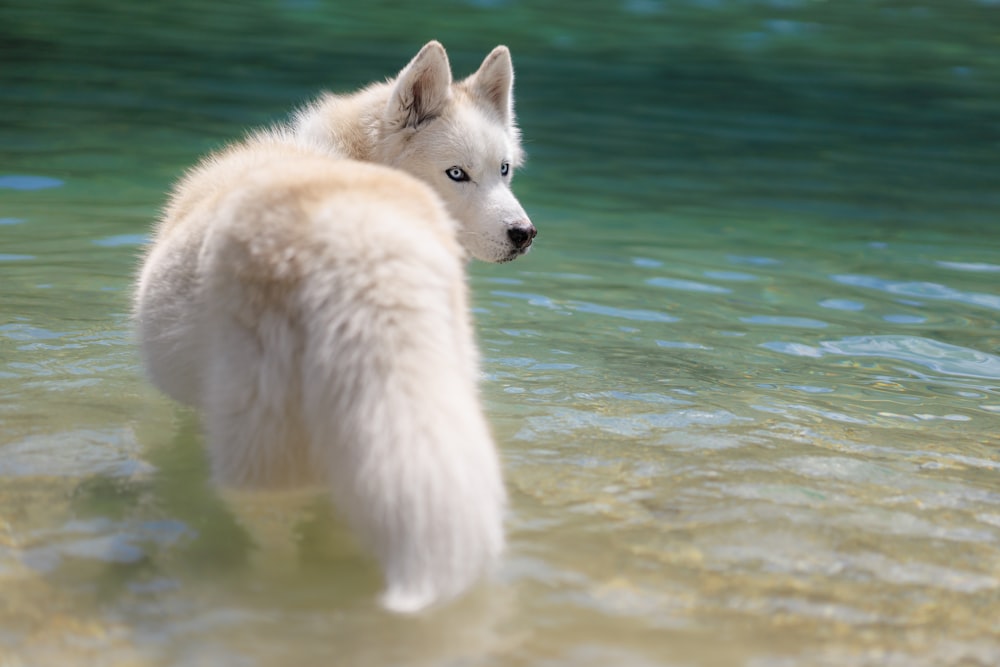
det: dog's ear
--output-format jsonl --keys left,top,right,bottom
{"left": 385, "top": 41, "right": 453, "bottom": 130}
{"left": 464, "top": 45, "right": 515, "bottom": 127}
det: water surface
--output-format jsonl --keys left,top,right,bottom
{"left": 2, "top": 1, "right": 999, "bottom": 665}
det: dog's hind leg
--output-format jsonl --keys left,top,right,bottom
{"left": 200, "top": 308, "right": 314, "bottom": 488}
{"left": 197, "top": 213, "right": 316, "bottom": 490}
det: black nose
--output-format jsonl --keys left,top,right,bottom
{"left": 507, "top": 223, "right": 537, "bottom": 250}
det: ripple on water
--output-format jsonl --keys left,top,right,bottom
{"left": 491, "top": 290, "right": 565, "bottom": 311}
{"left": 763, "top": 335, "right": 1000, "bottom": 380}
{"left": 819, "top": 298, "right": 865, "bottom": 311}
{"left": 91, "top": 234, "right": 149, "bottom": 247}
{"left": 741, "top": 315, "right": 828, "bottom": 328}
{"left": 883, "top": 314, "right": 926, "bottom": 324}
{"left": 832, "top": 274, "right": 1000, "bottom": 311}
{"left": 727, "top": 255, "right": 781, "bottom": 266}
{"left": 22, "top": 518, "right": 191, "bottom": 572}
{"left": 786, "top": 385, "right": 835, "bottom": 394}
{"left": 0, "top": 323, "right": 69, "bottom": 341}
{"left": 574, "top": 390, "right": 693, "bottom": 406}
{"left": 712, "top": 537, "right": 998, "bottom": 595}
{"left": 0, "top": 175, "right": 64, "bottom": 190}
{"left": 646, "top": 277, "right": 731, "bottom": 293}
{"left": 703, "top": 270, "right": 758, "bottom": 281}
{"left": 848, "top": 552, "right": 998, "bottom": 594}
{"left": 566, "top": 301, "right": 678, "bottom": 322}
{"left": 0, "top": 428, "right": 153, "bottom": 478}
{"left": 516, "top": 407, "right": 749, "bottom": 440}
{"left": 752, "top": 402, "right": 868, "bottom": 424}
{"left": 481, "top": 276, "right": 524, "bottom": 285}
{"left": 935, "top": 261, "right": 1000, "bottom": 273}
{"left": 655, "top": 340, "right": 711, "bottom": 350}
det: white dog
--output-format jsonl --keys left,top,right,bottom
{"left": 133, "top": 42, "right": 533, "bottom": 613}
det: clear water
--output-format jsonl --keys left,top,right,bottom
{"left": 3, "top": 1, "right": 999, "bottom": 665}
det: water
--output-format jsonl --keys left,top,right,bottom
{"left": 3, "top": 1, "right": 999, "bottom": 665}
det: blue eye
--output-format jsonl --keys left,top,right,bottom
{"left": 446, "top": 167, "right": 469, "bottom": 182}
{"left": 500, "top": 162, "right": 510, "bottom": 177}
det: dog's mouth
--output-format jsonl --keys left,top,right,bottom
{"left": 501, "top": 243, "right": 532, "bottom": 263}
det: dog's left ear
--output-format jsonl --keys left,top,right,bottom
{"left": 464, "top": 45, "right": 515, "bottom": 127}
{"left": 386, "top": 41, "right": 453, "bottom": 130}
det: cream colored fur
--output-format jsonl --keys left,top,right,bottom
{"left": 133, "top": 42, "right": 531, "bottom": 613}
{"left": 293, "top": 41, "right": 534, "bottom": 262}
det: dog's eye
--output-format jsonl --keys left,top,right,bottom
{"left": 500, "top": 162, "right": 510, "bottom": 177}
{"left": 446, "top": 167, "right": 469, "bottom": 182}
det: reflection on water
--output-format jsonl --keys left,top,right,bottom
{"left": 3, "top": 0, "right": 1000, "bottom": 665}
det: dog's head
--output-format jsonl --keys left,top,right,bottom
{"left": 375, "top": 41, "right": 535, "bottom": 263}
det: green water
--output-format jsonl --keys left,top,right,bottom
{"left": 2, "top": 1, "right": 1000, "bottom": 665}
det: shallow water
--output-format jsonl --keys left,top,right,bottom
{"left": 2, "top": 1, "right": 999, "bottom": 665}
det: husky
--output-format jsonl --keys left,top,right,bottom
{"left": 133, "top": 42, "right": 534, "bottom": 613}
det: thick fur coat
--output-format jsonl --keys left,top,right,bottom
{"left": 133, "top": 42, "right": 533, "bottom": 612}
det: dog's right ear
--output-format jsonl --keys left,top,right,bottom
{"left": 385, "top": 41, "right": 453, "bottom": 131}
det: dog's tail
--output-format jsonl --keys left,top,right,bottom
{"left": 296, "top": 201, "right": 506, "bottom": 612}
{"left": 229, "top": 183, "right": 496, "bottom": 612}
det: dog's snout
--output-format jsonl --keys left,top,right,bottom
{"left": 507, "top": 222, "right": 537, "bottom": 250}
